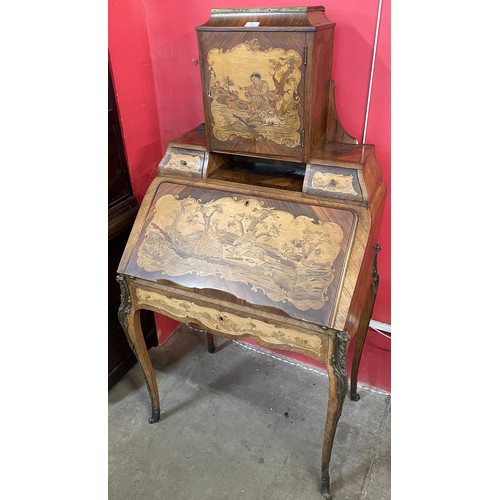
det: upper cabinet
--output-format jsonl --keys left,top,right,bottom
{"left": 196, "top": 7, "right": 337, "bottom": 162}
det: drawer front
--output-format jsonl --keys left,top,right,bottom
{"left": 304, "top": 164, "right": 364, "bottom": 202}
{"left": 122, "top": 182, "right": 357, "bottom": 328}
{"left": 158, "top": 147, "right": 206, "bottom": 178}
{"left": 133, "top": 286, "right": 325, "bottom": 359}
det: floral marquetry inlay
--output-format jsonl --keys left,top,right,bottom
{"left": 134, "top": 288, "right": 323, "bottom": 358}
{"left": 312, "top": 171, "right": 358, "bottom": 196}
{"left": 207, "top": 39, "right": 302, "bottom": 147}
{"left": 164, "top": 152, "right": 202, "bottom": 172}
{"left": 137, "top": 194, "right": 345, "bottom": 311}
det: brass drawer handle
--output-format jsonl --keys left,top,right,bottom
{"left": 180, "top": 160, "right": 187, "bottom": 166}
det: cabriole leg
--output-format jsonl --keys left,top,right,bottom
{"left": 351, "top": 244, "right": 381, "bottom": 401}
{"left": 321, "top": 330, "right": 349, "bottom": 499}
{"left": 349, "top": 290, "right": 374, "bottom": 401}
{"left": 117, "top": 276, "right": 160, "bottom": 423}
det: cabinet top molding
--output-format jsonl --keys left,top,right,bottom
{"left": 196, "top": 6, "right": 335, "bottom": 31}
{"left": 211, "top": 7, "right": 324, "bottom": 13}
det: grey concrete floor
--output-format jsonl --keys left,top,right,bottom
{"left": 109, "top": 325, "right": 391, "bottom": 500}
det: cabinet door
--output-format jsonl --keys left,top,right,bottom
{"left": 198, "top": 31, "right": 307, "bottom": 161}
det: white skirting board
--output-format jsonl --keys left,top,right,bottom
{"left": 369, "top": 320, "right": 391, "bottom": 335}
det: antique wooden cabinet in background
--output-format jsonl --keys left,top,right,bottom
{"left": 108, "top": 62, "right": 157, "bottom": 389}
{"left": 116, "top": 7, "right": 386, "bottom": 499}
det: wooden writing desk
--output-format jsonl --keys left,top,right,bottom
{"left": 117, "top": 7, "right": 386, "bottom": 498}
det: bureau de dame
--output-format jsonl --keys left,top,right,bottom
{"left": 117, "top": 7, "right": 386, "bottom": 499}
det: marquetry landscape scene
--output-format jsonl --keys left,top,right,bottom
{"left": 136, "top": 192, "right": 346, "bottom": 312}
{"left": 207, "top": 39, "right": 302, "bottom": 147}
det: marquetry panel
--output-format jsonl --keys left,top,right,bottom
{"left": 303, "top": 164, "right": 363, "bottom": 202}
{"left": 158, "top": 147, "right": 206, "bottom": 178}
{"left": 133, "top": 287, "right": 325, "bottom": 359}
{"left": 121, "top": 182, "right": 357, "bottom": 328}
{"left": 198, "top": 31, "right": 307, "bottom": 160}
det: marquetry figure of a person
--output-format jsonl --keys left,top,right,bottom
{"left": 241, "top": 73, "right": 277, "bottom": 120}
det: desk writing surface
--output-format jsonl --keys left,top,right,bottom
{"left": 121, "top": 181, "right": 357, "bottom": 328}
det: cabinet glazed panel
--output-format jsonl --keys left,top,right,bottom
{"left": 122, "top": 182, "right": 357, "bottom": 327}
{"left": 198, "top": 31, "right": 306, "bottom": 160}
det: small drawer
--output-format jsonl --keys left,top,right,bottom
{"left": 158, "top": 147, "right": 206, "bottom": 178}
{"left": 303, "top": 164, "right": 364, "bottom": 202}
